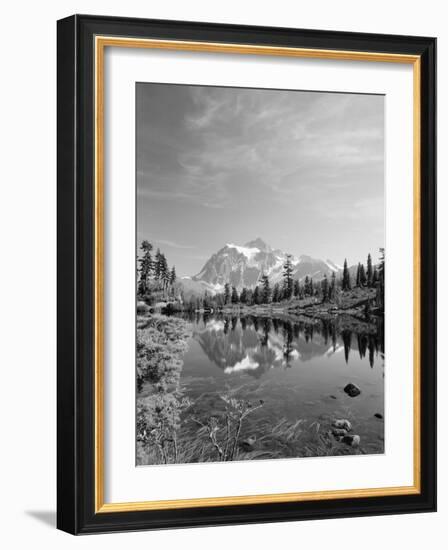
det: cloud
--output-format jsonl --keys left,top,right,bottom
{"left": 152, "top": 238, "right": 196, "bottom": 250}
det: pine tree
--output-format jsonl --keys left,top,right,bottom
{"left": 240, "top": 287, "right": 248, "bottom": 304}
{"left": 224, "top": 283, "right": 231, "bottom": 305}
{"left": 252, "top": 286, "right": 261, "bottom": 305}
{"left": 231, "top": 286, "right": 239, "bottom": 304}
{"left": 272, "top": 283, "right": 280, "bottom": 303}
{"left": 170, "top": 265, "right": 176, "bottom": 285}
{"left": 355, "top": 263, "right": 361, "bottom": 287}
{"left": 359, "top": 263, "right": 367, "bottom": 286}
{"left": 366, "top": 253, "right": 373, "bottom": 287}
{"left": 342, "top": 259, "right": 351, "bottom": 291}
{"left": 137, "top": 240, "right": 153, "bottom": 296}
{"left": 304, "top": 275, "right": 310, "bottom": 297}
{"left": 154, "top": 248, "right": 162, "bottom": 280}
{"left": 329, "top": 271, "right": 336, "bottom": 300}
{"left": 282, "top": 254, "right": 294, "bottom": 299}
{"left": 293, "top": 279, "right": 300, "bottom": 298}
{"left": 321, "top": 274, "right": 329, "bottom": 302}
{"left": 160, "top": 254, "right": 170, "bottom": 290}
{"left": 377, "top": 248, "right": 385, "bottom": 310}
{"left": 261, "top": 274, "right": 271, "bottom": 304}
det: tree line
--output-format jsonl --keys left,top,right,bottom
{"left": 187, "top": 250, "right": 385, "bottom": 310}
{"left": 138, "top": 240, "right": 385, "bottom": 313}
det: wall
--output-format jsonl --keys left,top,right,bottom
{"left": 0, "top": 1, "right": 444, "bottom": 548}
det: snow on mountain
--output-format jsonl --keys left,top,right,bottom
{"left": 187, "top": 238, "right": 344, "bottom": 294}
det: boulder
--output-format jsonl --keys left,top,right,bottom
{"left": 374, "top": 413, "right": 383, "bottom": 419}
{"left": 342, "top": 435, "right": 361, "bottom": 448}
{"left": 344, "top": 383, "right": 361, "bottom": 397}
{"left": 332, "top": 419, "right": 352, "bottom": 431}
{"left": 332, "top": 428, "right": 347, "bottom": 437}
{"left": 240, "top": 436, "right": 256, "bottom": 451}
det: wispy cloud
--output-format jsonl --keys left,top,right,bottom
{"left": 152, "top": 238, "right": 196, "bottom": 250}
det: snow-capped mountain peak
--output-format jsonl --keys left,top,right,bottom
{"left": 190, "top": 239, "right": 343, "bottom": 293}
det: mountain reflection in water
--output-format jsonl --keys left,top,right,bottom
{"left": 163, "top": 312, "right": 386, "bottom": 459}
{"left": 185, "top": 313, "right": 383, "bottom": 379}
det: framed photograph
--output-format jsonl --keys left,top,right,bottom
{"left": 57, "top": 15, "right": 436, "bottom": 534}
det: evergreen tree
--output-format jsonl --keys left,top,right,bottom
{"left": 372, "top": 266, "right": 379, "bottom": 285}
{"left": 261, "top": 274, "right": 271, "bottom": 304}
{"left": 329, "top": 271, "right": 336, "bottom": 300}
{"left": 272, "top": 283, "right": 280, "bottom": 303}
{"left": 309, "top": 277, "right": 314, "bottom": 297}
{"left": 293, "top": 279, "right": 300, "bottom": 298}
{"left": 342, "top": 259, "right": 351, "bottom": 291}
{"left": 377, "top": 248, "right": 385, "bottom": 310}
{"left": 240, "top": 287, "right": 248, "bottom": 304}
{"left": 154, "top": 248, "right": 163, "bottom": 280}
{"left": 252, "top": 286, "right": 261, "bottom": 305}
{"left": 231, "top": 286, "right": 239, "bottom": 304}
{"left": 224, "top": 283, "right": 231, "bottom": 305}
{"left": 137, "top": 240, "right": 153, "bottom": 296}
{"left": 282, "top": 254, "right": 294, "bottom": 299}
{"left": 321, "top": 274, "right": 329, "bottom": 302}
{"left": 359, "top": 263, "right": 367, "bottom": 286}
{"left": 304, "top": 275, "right": 310, "bottom": 297}
{"left": 366, "top": 253, "right": 373, "bottom": 287}
{"left": 160, "top": 254, "right": 170, "bottom": 290}
{"left": 355, "top": 263, "right": 361, "bottom": 287}
{"left": 170, "top": 265, "right": 176, "bottom": 285}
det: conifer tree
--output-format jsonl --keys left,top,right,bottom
{"left": 329, "top": 271, "right": 336, "bottom": 300}
{"left": 224, "top": 283, "right": 231, "bottom": 305}
{"left": 304, "top": 275, "right": 310, "bottom": 297}
{"left": 252, "top": 286, "right": 261, "bottom": 305}
{"left": 160, "top": 254, "right": 170, "bottom": 290}
{"left": 293, "top": 279, "right": 300, "bottom": 298}
{"left": 154, "top": 248, "right": 163, "bottom": 280}
{"left": 231, "top": 286, "right": 239, "bottom": 304}
{"left": 321, "top": 274, "right": 329, "bottom": 302}
{"left": 359, "top": 263, "right": 367, "bottom": 287}
{"left": 366, "top": 253, "right": 373, "bottom": 287}
{"left": 342, "top": 259, "right": 351, "bottom": 291}
{"left": 170, "top": 266, "right": 176, "bottom": 285}
{"left": 240, "top": 287, "right": 248, "bottom": 304}
{"left": 272, "top": 283, "right": 280, "bottom": 303}
{"left": 137, "top": 240, "right": 153, "bottom": 296}
{"left": 309, "top": 277, "right": 314, "bottom": 296}
{"left": 377, "top": 248, "right": 385, "bottom": 310}
{"left": 261, "top": 274, "right": 271, "bottom": 304}
{"left": 282, "top": 254, "right": 294, "bottom": 299}
{"left": 356, "top": 263, "right": 361, "bottom": 287}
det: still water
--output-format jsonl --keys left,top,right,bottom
{"left": 178, "top": 313, "right": 384, "bottom": 457}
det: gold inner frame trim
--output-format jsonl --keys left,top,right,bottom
{"left": 94, "top": 35, "right": 421, "bottom": 513}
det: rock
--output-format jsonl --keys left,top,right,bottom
{"left": 332, "top": 419, "right": 352, "bottom": 431}
{"left": 329, "top": 395, "right": 338, "bottom": 400}
{"left": 374, "top": 413, "right": 383, "bottom": 419}
{"left": 240, "top": 436, "right": 256, "bottom": 451}
{"left": 344, "top": 383, "right": 361, "bottom": 397}
{"left": 332, "top": 428, "right": 348, "bottom": 437}
{"left": 342, "top": 435, "right": 361, "bottom": 447}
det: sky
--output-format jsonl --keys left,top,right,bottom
{"left": 136, "top": 83, "right": 384, "bottom": 277}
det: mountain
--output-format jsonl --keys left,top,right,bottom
{"left": 186, "top": 238, "right": 343, "bottom": 294}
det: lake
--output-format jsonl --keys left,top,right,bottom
{"left": 175, "top": 312, "right": 384, "bottom": 459}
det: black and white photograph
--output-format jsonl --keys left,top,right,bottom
{"left": 135, "top": 83, "right": 385, "bottom": 466}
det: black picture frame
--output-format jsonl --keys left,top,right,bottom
{"left": 57, "top": 14, "right": 436, "bottom": 535}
